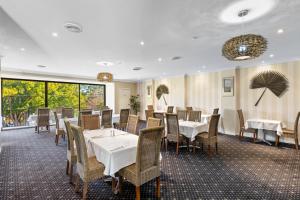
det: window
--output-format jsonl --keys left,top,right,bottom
{"left": 1, "top": 79, "right": 45, "bottom": 127}
{"left": 80, "top": 84, "right": 105, "bottom": 110}
{"left": 1, "top": 78, "right": 106, "bottom": 128}
{"left": 48, "top": 82, "right": 79, "bottom": 113}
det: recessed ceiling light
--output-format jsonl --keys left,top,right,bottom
{"left": 20, "top": 48, "right": 25, "bottom": 51}
{"left": 52, "top": 32, "right": 58, "bottom": 37}
{"left": 192, "top": 36, "right": 199, "bottom": 40}
{"left": 269, "top": 54, "right": 274, "bottom": 58}
{"left": 37, "top": 65, "right": 47, "bottom": 68}
{"left": 96, "top": 61, "right": 114, "bottom": 66}
{"left": 158, "top": 57, "right": 162, "bottom": 62}
{"left": 64, "top": 22, "right": 83, "bottom": 33}
{"left": 140, "top": 41, "right": 144, "bottom": 46}
{"left": 277, "top": 29, "right": 284, "bottom": 34}
{"left": 132, "top": 67, "right": 143, "bottom": 71}
{"left": 220, "top": 0, "right": 277, "bottom": 24}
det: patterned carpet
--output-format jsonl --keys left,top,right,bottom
{"left": 1, "top": 126, "right": 300, "bottom": 200}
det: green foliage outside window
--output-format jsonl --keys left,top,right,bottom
{"left": 1, "top": 79, "right": 105, "bottom": 128}
{"left": 2, "top": 79, "right": 45, "bottom": 127}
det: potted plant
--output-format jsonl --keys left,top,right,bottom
{"left": 129, "top": 95, "right": 140, "bottom": 115}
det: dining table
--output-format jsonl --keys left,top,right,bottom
{"left": 245, "top": 118, "right": 286, "bottom": 145}
{"left": 178, "top": 120, "right": 208, "bottom": 141}
{"left": 27, "top": 112, "right": 60, "bottom": 126}
{"left": 59, "top": 114, "right": 120, "bottom": 131}
{"left": 83, "top": 128, "right": 138, "bottom": 176}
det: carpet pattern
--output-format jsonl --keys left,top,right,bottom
{"left": 0, "top": 127, "right": 300, "bottom": 200}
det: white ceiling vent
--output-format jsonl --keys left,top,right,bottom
{"left": 132, "top": 67, "right": 143, "bottom": 71}
{"left": 64, "top": 22, "right": 83, "bottom": 33}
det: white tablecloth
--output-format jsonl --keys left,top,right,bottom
{"left": 27, "top": 112, "right": 61, "bottom": 126}
{"left": 179, "top": 120, "right": 208, "bottom": 141}
{"left": 59, "top": 117, "right": 78, "bottom": 131}
{"left": 245, "top": 119, "right": 285, "bottom": 136}
{"left": 59, "top": 114, "right": 120, "bottom": 131}
{"left": 84, "top": 128, "right": 138, "bottom": 176}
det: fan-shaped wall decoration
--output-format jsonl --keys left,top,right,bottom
{"left": 250, "top": 70, "right": 289, "bottom": 106}
{"left": 156, "top": 84, "right": 169, "bottom": 106}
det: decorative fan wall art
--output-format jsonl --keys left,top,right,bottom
{"left": 156, "top": 84, "right": 169, "bottom": 106}
{"left": 250, "top": 70, "right": 289, "bottom": 106}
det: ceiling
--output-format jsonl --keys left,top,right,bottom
{"left": 0, "top": 0, "right": 300, "bottom": 81}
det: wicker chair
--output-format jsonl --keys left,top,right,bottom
{"left": 277, "top": 112, "right": 300, "bottom": 150}
{"left": 177, "top": 110, "right": 187, "bottom": 121}
{"left": 167, "top": 106, "right": 174, "bottom": 113}
{"left": 55, "top": 107, "right": 63, "bottom": 114}
{"left": 153, "top": 112, "right": 166, "bottom": 148}
{"left": 194, "top": 114, "right": 220, "bottom": 157}
{"left": 71, "top": 125, "right": 105, "bottom": 200}
{"left": 54, "top": 111, "right": 65, "bottom": 145}
{"left": 147, "top": 105, "right": 154, "bottom": 110}
{"left": 62, "top": 107, "right": 74, "bottom": 118}
{"left": 146, "top": 117, "right": 161, "bottom": 128}
{"left": 145, "top": 109, "right": 154, "bottom": 121}
{"left": 81, "top": 114, "right": 100, "bottom": 130}
{"left": 188, "top": 111, "right": 202, "bottom": 122}
{"left": 64, "top": 119, "right": 77, "bottom": 183}
{"left": 102, "top": 106, "right": 110, "bottom": 110}
{"left": 78, "top": 110, "right": 93, "bottom": 126}
{"left": 165, "top": 113, "right": 189, "bottom": 155}
{"left": 36, "top": 108, "right": 50, "bottom": 134}
{"left": 80, "top": 109, "right": 93, "bottom": 115}
{"left": 213, "top": 108, "right": 219, "bottom": 114}
{"left": 127, "top": 115, "right": 139, "bottom": 134}
{"left": 114, "top": 109, "right": 130, "bottom": 130}
{"left": 237, "top": 109, "right": 258, "bottom": 142}
{"left": 186, "top": 106, "right": 193, "bottom": 113}
{"left": 118, "top": 126, "right": 164, "bottom": 200}
{"left": 101, "top": 109, "right": 113, "bottom": 128}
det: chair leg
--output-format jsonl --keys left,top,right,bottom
{"left": 37, "top": 126, "right": 40, "bottom": 134}
{"left": 165, "top": 139, "right": 168, "bottom": 152}
{"left": 119, "top": 176, "right": 123, "bottom": 193}
{"left": 295, "top": 138, "right": 299, "bottom": 150}
{"left": 176, "top": 142, "right": 179, "bottom": 155}
{"left": 83, "top": 182, "right": 88, "bottom": 200}
{"left": 55, "top": 135, "right": 59, "bottom": 145}
{"left": 253, "top": 133, "right": 256, "bottom": 143}
{"left": 66, "top": 160, "right": 69, "bottom": 175}
{"left": 215, "top": 143, "right": 218, "bottom": 153}
{"left": 69, "top": 164, "right": 73, "bottom": 184}
{"left": 275, "top": 135, "right": 280, "bottom": 147}
{"left": 112, "top": 177, "right": 117, "bottom": 192}
{"left": 239, "top": 131, "right": 242, "bottom": 140}
{"left": 156, "top": 177, "right": 160, "bottom": 198}
{"left": 201, "top": 143, "right": 204, "bottom": 152}
{"left": 193, "top": 141, "right": 196, "bottom": 153}
{"left": 35, "top": 126, "right": 37, "bottom": 133}
{"left": 74, "top": 174, "right": 80, "bottom": 192}
{"left": 135, "top": 186, "right": 141, "bottom": 200}
{"left": 208, "top": 144, "right": 211, "bottom": 157}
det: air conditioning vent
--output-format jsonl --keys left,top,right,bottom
{"left": 64, "top": 22, "right": 83, "bottom": 33}
{"left": 132, "top": 67, "right": 143, "bottom": 71}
